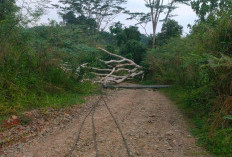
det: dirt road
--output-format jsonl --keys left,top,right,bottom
{"left": 3, "top": 89, "right": 209, "bottom": 157}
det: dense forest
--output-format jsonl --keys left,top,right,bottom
{"left": 0, "top": 0, "right": 231, "bottom": 156}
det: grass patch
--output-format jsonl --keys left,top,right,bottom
{"left": 0, "top": 82, "right": 99, "bottom": 125}
{"left": 161, "top": 87, "right": 232, "bottom": 157}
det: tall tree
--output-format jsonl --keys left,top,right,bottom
{"left": 109, "top": 22, "right": 146, "bottom": 64}
{"left": 127, "top": 0, "right": 189, "bottom": 48}
{"left": 58, "top": 0, "right": 127, "bottom": 31}
{"left": 156, "top": 19, "right": 183, "bottom": 46}
{"left": 145, "top": 0, "right": 164, "bottom": 48}
{"left": 110, "top": 22, "right": 141, "bottom": 46}
{"left": 62, "top": 12, "right": 98, "bottom": 31}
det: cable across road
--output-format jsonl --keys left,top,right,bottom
{"left": 66, "top": 97, "right": 102, "bottom": 157}
{"left": 66, "top": 91, "right": 132, "bottom": 157}
{"left": 102, "top": 96, "right": 132, "bottom": 157}
{"left": 91, "top": 95, "right": 99, "bottom": 157}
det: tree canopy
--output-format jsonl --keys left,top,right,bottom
{"left": 0, "top": 0, "right": 18, "bottom": 22}
{"left": 109, "top": 22, "right": 146, "bottom": 64}
{"left": 191, "top": 0, "right": 232, "bottom": 21}
{"left": 156, "top": 19, "right": 183, "bottom": 46}
{"left": 110, "top": 22, "right": 141, "bottom": 47}
{"left": 58, "top": 0, "right": 127, "bottom": 31}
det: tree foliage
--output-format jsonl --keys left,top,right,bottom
{"left": 58, "top": 0, "right": 127, "bottom": 31}
{"left": 110, "top": 22, "right": 141, "bottom": 46}
{"left": 62, "top": 12, "right": 98, "bottom": 32}
{"left": 0, "top": 0, "right": 18, "bottom": 22}
{"left": 191, "top": 0, "right": 232, "bottom": 21}
{"left": 120, "top": 40, "right": 146, "bottom": 64}
{"left": 109, "top": 22, "right": 146, "bottom": 64}
{"left": 156, "top": 19, "right": 183, "bottom": 46}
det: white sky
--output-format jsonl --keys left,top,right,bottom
{"left": 40, "top": 0, "right": 197, "bottom": 35}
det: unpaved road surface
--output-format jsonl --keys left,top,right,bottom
{"left": 3, "top": 89, "right": 209, "bottom": 157}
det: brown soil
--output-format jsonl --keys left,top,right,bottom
{"left": 2, "top": 88, "right": 210, "bottom": 157}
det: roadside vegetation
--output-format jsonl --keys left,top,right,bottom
{"left": 144, "top": 2, "right": 232, "bottom": 156}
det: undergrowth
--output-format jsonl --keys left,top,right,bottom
{"left": 162, "top": 87, "right": 232, "bottom": 156}
{"left": 145, "top": 11, "right": 232, "bottom": 156}
{"left": 0, "top": 81, "right": 98, "bottom": 124}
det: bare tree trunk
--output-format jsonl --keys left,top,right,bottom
{"left": 149, "top": 0, "right": 160, "bottom": 48}
{"left": 150, "top": 2, "right": 156, "bottom": 48}
{"left": 152, "top": 20, "right": 157, "bottom": 48}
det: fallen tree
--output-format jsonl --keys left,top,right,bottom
{"left": 61, "top": 47, "right": 144, "bottom": 85}
{"left": 80, "top": 47, "right": 144, "bottom": 85}
{"left": 91, "top": 47, "right": 144, "bottom": 85}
